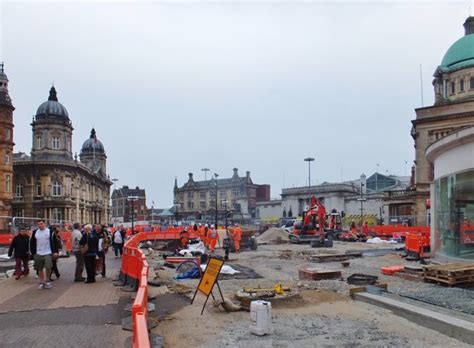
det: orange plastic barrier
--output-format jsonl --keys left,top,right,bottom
{"left": 117, "top": 232, "right": 152, "bottom": 347}
{"left": 0, "top": 233, "right": 13, "bottom": 246}
{"left": 368, "top": 225, "right": 430, "bottom": 238}
{"left": 381, "top": 265, "right": 404, "bottom": 275}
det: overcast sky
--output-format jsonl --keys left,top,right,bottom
{"left": 0, "top": 0, "right": 471, "bottom": 207}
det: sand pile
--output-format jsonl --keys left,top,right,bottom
{"left": 257, "top": 227, "right": 290, "bottom": 243}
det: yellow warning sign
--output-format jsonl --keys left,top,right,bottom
{"left": 198, "top": 257, "right": 224, "bottom": 296}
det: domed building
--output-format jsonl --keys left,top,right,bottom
{"left": 405, "top": 17, "right": 474, "bottom": 261}
{"left": 12, "top": 86, "right": 112, "bottom": 225}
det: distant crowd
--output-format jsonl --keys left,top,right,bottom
{"left": 8, "top": 219, "right": 128, "bottom": 289}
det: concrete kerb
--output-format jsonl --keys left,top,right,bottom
{"left": 353, "top": 292, "right": 474, "bottom": 345}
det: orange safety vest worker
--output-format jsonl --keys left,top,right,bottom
{"left": 180, "top": 230, "right": 189, "bottom": 249}
{"left": 199, "top": 225, "right": 207, "bottom": 245}
{"left": 233, "top": 226, "right": 242, "bottom": 253}
{"left": 208, "top": 226, "right": 218, "bottom": 252}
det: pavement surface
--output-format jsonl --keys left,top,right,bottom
{"left": 0, "top": 254, "right": 131, "bottom": 348}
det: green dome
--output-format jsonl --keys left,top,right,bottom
{"left": 440, "top": 33, "right": 474, "bottom": 71}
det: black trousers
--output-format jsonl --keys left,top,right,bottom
{"left": 84, "top": 255, "right": 96, "bottom": 282}
{"left": 51, "top": 260, "right": 60, "bottom": 279}
{"left": 98, "top": 251, "right": 106, "bottom": 276}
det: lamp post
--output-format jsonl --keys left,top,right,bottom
{"left": 222, "top": 200, "right": 229, "bottom": 230}
{"left": 127, "top": 195, "right": 139, "bottom": 232}
{"left": 214, "top": 173, "right": 219, "bottom": 228}
{"left": 111, "top": 178, "right": 118, "bottom": 227}
{"left": 357, "top": 183, "right": 367, "bottom": 227}
{"left": 202, "top": 168, "right": 210, "bottom": 181}
{"left": 304, "top": 157, "right": 315, "bottom": 206}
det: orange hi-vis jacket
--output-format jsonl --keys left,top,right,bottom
{"left": 233, "top": 227, "right": 242, "bottom": 241}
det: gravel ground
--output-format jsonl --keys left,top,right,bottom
{"left": 149, "top": 240, "right": 473, "bottom": 347}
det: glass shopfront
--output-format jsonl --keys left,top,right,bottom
{"left": 435, "top": 169, "right": 474, "bottom": 259}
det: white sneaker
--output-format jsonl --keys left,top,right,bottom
{"left": 44, "top": 282, "right": 52, "bottom": 289}
{"left": 37, "top": 283, "right": 45, "bottom": 290}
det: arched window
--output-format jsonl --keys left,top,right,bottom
{"left": 5, "top": 175, "right": 11, "bottom": 193}
{"left": 52, "top": 136, "right": 60, "bottom": 150}
{"left": 4, "top": 151, "right": 9, "bottom": 164}
{"left": 460, "top": 79, "right": 465, "bottom": 91}
{"left": 52, "top": 208, "right": 62, "bottom": 222}
{"left": 15, "top": 183, "right": 23, "bottom": 198}
{"left": 52, "top": 181, "right": 62, "bottom": 197}
{"left": 36, "top": 136, "right": 42, "bottom": 149}
{"left": 36, "top": 182, "right": 42, "bottom": 196}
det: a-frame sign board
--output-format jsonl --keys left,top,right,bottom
{"left": 191, "top": 256, "right": 225, "bottom": 315}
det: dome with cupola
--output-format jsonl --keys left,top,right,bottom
{"left": 35, "top": 86, "right": 69, "bottom": 119}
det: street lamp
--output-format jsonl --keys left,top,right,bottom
{"left": 357, "top": 182, "right": 367, "bottom": 227}
{"left": 111, "top": 178, "right": 118, "bottom": 227}
{"left": 213, "top": 173, "right": 219, "bottom": 228}
{"left": 222, "top": 200, "right": 229, "bottom": 230}
{"left": 304, "top": 157, "right": 315, "bottom": 206}
{"left": 127, "top": 195, "right": 139, "bottom": 232}
{"left": 202, "top": 168, "right": 210, "bottom": 181}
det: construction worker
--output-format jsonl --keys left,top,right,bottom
{"left": 180, "top": 228, "right": 189, "bottom": 249}
{"left": 361, "top": 221, "right": 369, "bottom": 236}
{"left": 198, "top": 223, "right": 206, "bottom": 245}
{"left": 208, "top": 225, "right": 218, "bottom": 252}
{"left": 349, "top": 219, "right": 358, "bottom": 240}
{"left": 203, "top": 224, "right": 210, "bottom": 248}
{"left": 232, "top": 223, "right": 242, "bottom": 253}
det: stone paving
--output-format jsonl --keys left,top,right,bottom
{"left": 0, "top": 254, "right": 131, "bottom": 347}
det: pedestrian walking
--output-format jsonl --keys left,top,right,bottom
{"left": 72, "top": 223, "right": 85, "bottom": 282}
{"left": 8, "top": 229, "right": 30, "bottom": 280}
{"left": 29, "top": 219, "right": 60, "bottom": 289}
{"left": 80, "top": 224, "right": 99, "bottom": 283}
{"left": 112, "top": 226, "right": 125, "bottom": 258}
{"left": 49, "top": 227, "right": 62, "bottom": 281}
{"left": 96, "top": 225, "right": 109, "bottom": 278}
{"left": 208, "top": 225, "right": 218, "bottom": 252}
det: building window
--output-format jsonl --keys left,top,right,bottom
{"left": 36, "top": 182, "right": 42, "bottom": 196}
{"left": 219, "top": 190, "right": 226, "bottom": 199}
{"left": 200, "top": 202, "right": 206, "bottom": 210}
{"left": 4, "top": 151, "right": 9, "bottom": 164}
{"left": 460, "top": 79, "right": 465, "bottom": 91}
{"left": 36, "top": 136, "right": 42, "bottom": 149}
{"left": 232, "top": 188, "right": 239, "bottom": 197}
{"left": 52, "top": 181, "right": 62, "bottom": 196}
{"left": 187, "top": 192, "right": 193, "bottom": 199}
{"left": 200, "top": 191, "right": 206, "bottom": 200}
{"left": 15, "top": 183, "right": 23, "bottom": 198}
{"left": 52, "top": 136, "right": 60, "bottom": 150}
{"left": 5, "top": 129, "right": 11, "bottom": 141}
{"left": 470, "top": 77, "right": 474, "bottom": 89}
{"left": 52, "top": 208, "right": 62, "bottom": 222}
{"left": 187, "top": 201, "right": 194, "bottom": 209}
{"left": 5, "top": 175, "right": 11, "bottom": 193}
{"left": 450, "top": 81, "right": 455, "bottom": 94}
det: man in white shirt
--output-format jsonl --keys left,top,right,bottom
{"left": 72, "top": 223, "right": 85, "bottom": 282}
{"left": 30, "top": 220, "right": 57, "bottom": 289}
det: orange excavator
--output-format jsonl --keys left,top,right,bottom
{"left": 289, "top": 195, "right": 333, "bottom": 247}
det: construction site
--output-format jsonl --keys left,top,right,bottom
{"left": 104, "top": 194, "right": 474, "bottom": 348}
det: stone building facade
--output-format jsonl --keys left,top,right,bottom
{"left": 410, "top": 16, "right": 474, "bottom": 226}
{"left": 111, "top": 186, "right": 148, "bottom": 226}
{"left": 174, "top": 168, "right": 270, "bottom": 221}
{"left": 12, "top": 86, "right": 111, "bottom": 225}
{"left": 0, "top": 64, "right": 14, "bottom": 227}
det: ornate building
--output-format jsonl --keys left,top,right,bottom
{"left": 410, "top": 16, "right": 474, "bottom": 226}
{"left": 12, "top": 86, "right": 112, "bottom": 225}
{"left": 0, "top": 64, "right": 14, "bottom": 227}
{"left": 174, "top": 168, "right": 270, "bottom": 221}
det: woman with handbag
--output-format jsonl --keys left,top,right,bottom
{"left": 49, "top": 227, "right": 62, "bottom": 281}
{"left": 79, "top": 224, "right": 99, "bottom": 283}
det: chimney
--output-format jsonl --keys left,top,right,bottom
{"left": 246, "top": 171, "right": 250, "bottom": 178}
{"left": 232, "top": 168, "right": 239, "bottom": 178}
{"left": 464, "top": 16, "right": 474, "bottom": 35}
{"left": 188, "top": 173, "right": 194, "bottom": 182}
